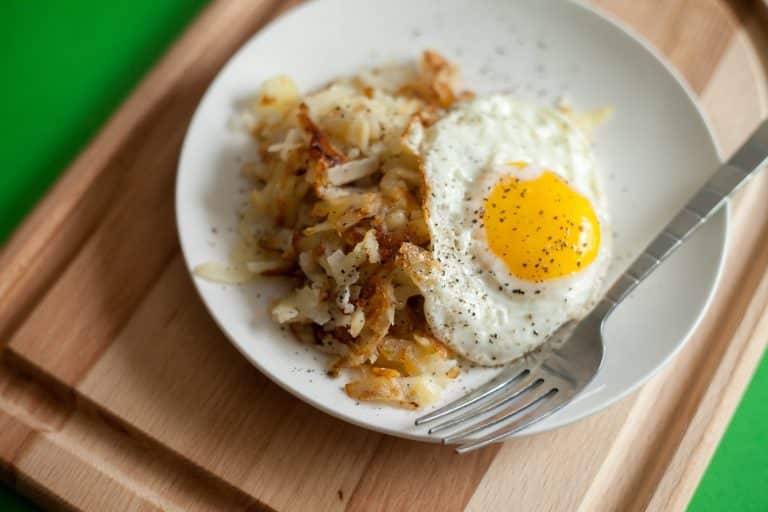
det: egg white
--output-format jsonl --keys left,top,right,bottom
{"left": 409, "top": 96, "right": 611, "bottom": 365}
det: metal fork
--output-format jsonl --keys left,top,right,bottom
{"left": 416, "top": 120, "right": 768, "bottom": 453}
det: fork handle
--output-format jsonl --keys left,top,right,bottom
{"left": 596, "top": 120, "right": 768, "bottom": 317}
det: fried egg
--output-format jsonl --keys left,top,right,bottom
{"left": 406, "top": 96, "right": 611, "bottom": 365}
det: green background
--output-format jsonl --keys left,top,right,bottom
{"left": 0, "top": 2, "right": 765, "bottom": 510}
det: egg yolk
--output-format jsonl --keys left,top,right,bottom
{"left": 482, "top": 169, "right": 600, "bottom": 281}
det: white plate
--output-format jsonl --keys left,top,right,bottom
{"left": 176, "top": 0, "right": 725, "bottom": 440}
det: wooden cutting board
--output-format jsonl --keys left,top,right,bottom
{"left": 1, "top": 1, "right": 767, "bottom": 510}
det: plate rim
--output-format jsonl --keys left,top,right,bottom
{"left": 175, "top": 0, "right": 728, "bottom": 442}
{"left": 519, "top": 0, "right": 728, "bottom": 436}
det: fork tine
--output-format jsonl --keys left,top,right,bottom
{"left": 428, "top": 375, "right": 542, "bottom": 434}
{"left": 453, "top": 388, "right": 573, "bottom": 453}
{"left": 443, "top": 382, "right": 556, "bottom": 444}
{"left": 414, "top": 365, "right": 530, "bottom": 426}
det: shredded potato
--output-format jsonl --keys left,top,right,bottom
{"left": 557, "top": 99, "right": 613, "bottom": 138}
{"left": 222, "top": 51, "right": 468, "bottom": 408}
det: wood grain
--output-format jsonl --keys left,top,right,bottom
{"left": 593, "top": 0, "right": 741, "bottom": 93}
{"left": 0, "top": 0, "right": 765, "bottom": 511}
{"left": 78, "top": 258, "right": 380, "bottom": 511}
{"left": 0, "top": 0, "right": 293, "bottom": 345}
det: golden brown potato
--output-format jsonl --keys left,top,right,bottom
{"left": 202, "top": 51, "right": 469, "bottom": 408}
